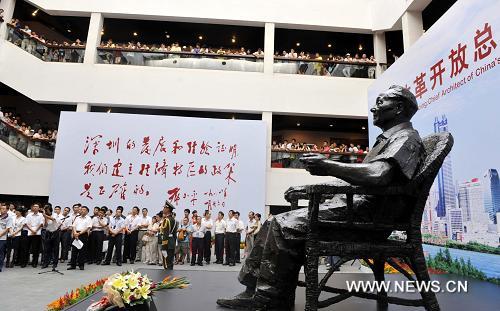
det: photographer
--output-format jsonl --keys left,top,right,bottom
{"left": 41, "top": 204, "right": 61, "bottom": 269}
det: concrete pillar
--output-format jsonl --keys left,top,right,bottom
{"left": 402, "top": 10, "right": 424, "bottom": 52}
{"left": 0, "top": 0, "right": 16, "bottom": 41}
{"left": 76, "top": 103, "right": 90, "bottom": 112}
{"left": 83, "top": 12, "right": 103, "bottom": 64}
{"left": 263, "top": 23, "right": 275, "bottom": 75}
{"left": 373, "top": 32, "right": 387, "bottom": 78}
{"left": 261, "top": 111, "right": 272, "bottom": 168}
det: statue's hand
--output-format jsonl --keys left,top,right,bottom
{"left": 300, "top": 153, "right": 328, "bottom": 176}
{"left": 284, "top": 185, "right": 306, "bottom": 201}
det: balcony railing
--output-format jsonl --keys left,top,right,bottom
{"left": 6, "top": 24, "right": 85, "bottom": 63}
{"left": 274, "top": 57, "right": 378, "bottom": 78}
{"left": 0, "top": 119, "right": 55, "bottom": 158}
{"left": 271, "top": 150, "right": 366, "bottom": 168}
{"left": 97, "top": 47, "right": 264, "bottom": 72}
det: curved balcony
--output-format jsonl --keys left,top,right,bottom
{"left": 6, "top": 24, "right": 85, "bottom": 63}
{"left": 0, "top": 118, "right": 56, "bottom": 158}
{"left": 97, "top": 47, "right": 264, "bottom": 73}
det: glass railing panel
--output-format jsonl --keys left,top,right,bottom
{"left": 271, "top": 150, "right": 367, "bottom": 169}
{"left": 273, "top": 58, "right": 377, "bottom": 79}
{"left": 0, "top": 119, "right": 55, "bottom": 158}
{"left": 6, "top": 24, "right": 85, "bottom": 63}
{"left": 97, "top": 48, "right": 264, "bottom": 73}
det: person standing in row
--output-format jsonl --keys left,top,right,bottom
{"left": 143, "top": 215, "right": 159, "bottom": 265}
{"left": 175, "top": 217, "right": 192, "bottom": 265}
{"left": 103, "top": 208, "right": 125, "bottom": 266}
{"left": 234, "top": 212, "right": 245, "bottom": 264}
{"left": 243, "top": 212, "right": 256, "bottom": 259}
{"left": 159, "top": 202, "right": 177, "bottom": 270}
{"left": 59, "top": 207, "right": 72, "bottom": 263}
{"left": 0, "top": 203, "right": 13, "bottom": 272}
{"left": 202, "top": 211, "right": 213, "bottom": 264}
{"left": 90, "top": 207, "right": 108, "bottom": 265}
{"left": 9, "top": 207, "right": 26, "bottom": 268}
{"left": 214, "top": 211, "right": 226, "bottom": 264}
{"left": 68, "top": 206, "right": 92, "bottom": 270}
{"left": 25, "top": 203, "right": 44, "bottom": 268}
{"left": 136, "top": 208, "right": 151, "bottom": 262}
{"left": 190, "top": 216, "right": 206, "bottom": 266}
{"left": 224, "top": 210, "right": 237, "bottom": 266}
{"left": 41, "top": 204, "right": 61, "bottom": 269}
{"left": 123, "top": 206, "right": 141, "bottom": 264}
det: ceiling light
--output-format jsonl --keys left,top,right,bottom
{"left": 32, "top": 9, "right": 39, "bottom": 16}
{"left": 327, "top": 44, "right": 332, "bottom": 48}
{"left": 231, "top": 37, "right": 236, "bottom": 43}
{"left": 296, "top": 42, "right": 301, "bottom": 47}
{"left": 198, "top": 35, "right": 203, "bottom": 40}
{"left": 231, "top": 116, "right": 235, "bottom": 120}
{"left": 166, "top": 34, "right": 170, "bottom": 39}
{"left": 106, "top": 108, "right": 112, "bottom": 113}
{"left": 388, "top": 48, "right": 392, "bottom": 52}
{"left": 329, "top": 124, "right": 333, "bottom": 127}
{"left": 67, "top": 29, "right": 72, "bottom": 33}
{"left": 133, "top": 32, "right": 138, "bottom": 36}
{"left": 362, "top": 126, "right": 366, "bottom": 130}
{"left": 358, "top": 44, "right": 363, "bottom": 51}
{"left": 297, "top": 123, "right": 301, "bottom": 127}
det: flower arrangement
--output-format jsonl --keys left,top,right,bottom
{"left": 47, "top": 278, "right": 107, "bottom": 311}
{"left": 87, "top": 272, "right": 189, "bottom": 311}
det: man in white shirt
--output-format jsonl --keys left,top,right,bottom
{"left": 123, "top": 206, "right": 141, "bottom": 264}
{"left": 68, "top": 206, "right": 92, "bottom": 270}
{"left": 59, "top": 207, "right": 72, "bottom": 263}
{"left": 190, "top": 216, "right": 206, "bottom": 266}
{"left": 224, "top": 210, "right": 238, "bottom": 266}
{"left": 234, "top": 212, "right": 245, "bottom": 264}
{"left": 25, "top": 203, "right": 45, "bottom": 267}
{"left": 89, "top": 207, "right": 108, "bottom": 265}
{"left": 201, "top": 211, "right": 214, "bottom": 264}
{"left": 214, "top": 211, "right": 226, "bottom": 264}
{"left": 0, "top": 203, "right": 13, "bottom": 272}
{"left": 244, "top": 212, "right": 257, "bottom": 259}
{"left": 9, "top": 207, "right": 25, "bottom": 268}
{"left": 136, "top": 207, "right": 152, "bottom": 262}
{"left": 41, "top": 204, "right": 61, "bottom": 269}
{"left": 103, "top": 208, "right": 125, "bottom": 266}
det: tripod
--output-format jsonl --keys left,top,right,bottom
{"left": 38, "top": 267, "right": 64, "bottom": 275}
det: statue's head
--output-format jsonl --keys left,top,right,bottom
{"left": 371, "top": 85, "right": 418, "bottom": 129}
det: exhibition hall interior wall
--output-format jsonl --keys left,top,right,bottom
{"left": 368, "top": 0, "right": 499, "bottom": 279}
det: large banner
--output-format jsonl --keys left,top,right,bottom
{"left": 50, "top": 112, "right": 266, "bottom": 216}
{"left": 368, "top": 0, "right": 499, "bottom": 278}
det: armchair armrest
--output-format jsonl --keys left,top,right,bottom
{"left": 305, "top": 183, "right": 415, "bottom": 197}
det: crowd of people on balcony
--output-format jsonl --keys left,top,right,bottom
{"left": 272, "top": 139, "right": 369, "bottom": 154}
{"left": 7, "top": 19, "right": 85, "bottom": 62}
{"left": 99, "top": 38, "right": 376, "bottom": 63}
{"left": 0, "top": 108, "right": 57, "bottom": 157}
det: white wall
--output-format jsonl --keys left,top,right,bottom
{"left": 0, "top": 42, "right": 371, "bottom": 117}
{"left": 0, "top": 140, "right": 53, "bottom": 196}
{"left": 28, "top": 0, "right": 376, "bottom": 32}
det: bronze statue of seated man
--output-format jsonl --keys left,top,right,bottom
{"left": 217, "top": 85, "right": 426, "bottom": 310}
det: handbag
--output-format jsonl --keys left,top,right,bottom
{"left": 178, "top": 230, "right": 185, "bottom": 241}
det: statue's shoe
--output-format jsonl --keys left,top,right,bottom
{"left": 217, "top": 290, "right": 262, "bottom": 310}
{"left": 217, "top": 291, "right": 293, "bottom": 310}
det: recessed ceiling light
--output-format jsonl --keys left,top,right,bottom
{"left": 231, "top": 38, "right": 236, "bottom": 43}
{"left": 106, "top": 108, "right": 112, "bottom": 113}
{"left": 133, "top": 32, "right": 138, "bottom": 36}
{"left": 198, "top": 35, "right": 203, "bottom": 40}
{"left": 327, "top": 44, "right": 332, "bottom": 48}
{"left": 166, "top": 34, "right": 170, "bottom": 39}
{"left": 67, "top": 29, "right": 71, "bottom": 33}
{"left": 362, "top": 126, "right": 366, "bottom": 130}
{"left": 296, "top": 42, "right": 301, "bottom": 47}
{"left": 297, "top": 123, "right": 301, "bottom": 127}
{"left": 329, "top": 124, "right": 333, "bottom": 127}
